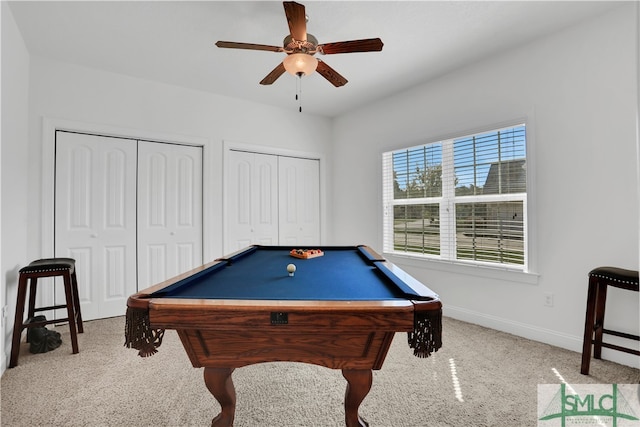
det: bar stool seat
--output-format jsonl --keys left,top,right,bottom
{"left": 580, "top": 266, "right": 639, "bottom": 375}
{"left": 9, "top": 258, "right": 84, "bottom": 368}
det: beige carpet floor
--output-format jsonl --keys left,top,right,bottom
{"left": 1, "top": 316, "right": 638, "bottom": 426}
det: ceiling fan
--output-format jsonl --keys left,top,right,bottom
{"left": 215, "top": 1, "right": 383, "bottom": 87}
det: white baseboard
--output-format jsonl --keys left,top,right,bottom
{"left": 444, "top": 305, "right": 640, "bottom": 370}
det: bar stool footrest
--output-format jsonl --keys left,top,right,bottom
{"left": 602, "top": 329, "right": 640, "bottom": 342}
{"left": 599, "top": 342, "right": 640, "bottom": 356}
{"left": 23, "top": 318, "right": 71, "bottom": 328}
{"left": 33, "top": 304, "right": 68, "bottom": 312}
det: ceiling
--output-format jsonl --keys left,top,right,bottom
{"left": 8, "top": 1, "right": 621, "bottom": 118}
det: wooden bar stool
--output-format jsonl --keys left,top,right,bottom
{"left": 9, "top": 258, "right": 84, "bottom": 368}
{"left": 580, "top": 266, "right": 639, "bottom": 375}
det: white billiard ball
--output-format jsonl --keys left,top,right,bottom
{"left": 287, "top": 263, "right": 297, "bottom": 276}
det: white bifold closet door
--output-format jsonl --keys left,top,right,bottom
{"left": 225, "top": 150, "right": 279, "bottom": 253}
{"left": 55, "top": 132, "right": 138, "bottom": 320}
{"left": 225, "top": 149, "right": 320, "bottom": 254}
{"left": 137, "top": 141, "right": 203, "bottom": 289}
{"left": 55, "top": 132, "right": 202, "bottom": 321}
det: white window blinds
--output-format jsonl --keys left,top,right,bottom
{"left": 383, "top": 124, "right": 527, "bottom": 269}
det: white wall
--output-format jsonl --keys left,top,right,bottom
{"left": 331, "top": 4, "right": 639, "bottom": 368}
{"left": 1, "top": 2, "right": 31, "bottom": 373}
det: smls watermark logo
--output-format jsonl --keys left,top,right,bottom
{"left": 538, "top": 384, "right": 640, "bottom": 426}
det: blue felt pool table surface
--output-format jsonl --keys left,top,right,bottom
{"left": 152, "top": 245, "right": 422, "bottom": 301}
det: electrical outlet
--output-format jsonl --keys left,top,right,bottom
{"left": 544, "top": 293, "right": 554, "bottom": 307}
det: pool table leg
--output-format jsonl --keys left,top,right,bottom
{"left": 342, "top": 369, "right": 372, "bottom": 427}
{"left": 204, "top": 367, "right": 236, "bottom": 427}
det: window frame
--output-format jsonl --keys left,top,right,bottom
{"left": 382, "top": 122, "right": 535, "bottom": 275}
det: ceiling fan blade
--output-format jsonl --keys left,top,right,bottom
{"left": 318, "top": 38, "right": 384, "bottom": 55}
{"left": 316, "top": 60, "right": 347, "bottom": 87}
{"left": 260, "top": 62, "right": 287, "bottom": 85}
{"left": 283, "top": 1, "right": 307, "bottom": 42}
{"left": 216, "top": 41, "right": 283, "bottom": 52}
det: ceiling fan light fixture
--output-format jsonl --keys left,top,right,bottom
{"left": 283, "top": 53, "right": 318, "bottom": 76}
{"left": 217, "top": 2, "right": 382, "bottom": 87}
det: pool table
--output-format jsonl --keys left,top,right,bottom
{"left": 126, "top": 245, "right": 442, "bottom": 427}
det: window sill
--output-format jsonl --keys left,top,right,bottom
{"left": 383, "top": 252, "right": 539, "bottom": 286}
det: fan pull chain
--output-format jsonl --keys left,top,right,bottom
{"left": 296, "top": 73, "right": 303, "bottom": 113}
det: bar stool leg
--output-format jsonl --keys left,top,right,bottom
{"left": 9, "top": 274, "right": 29, "bottom": 368}
{"left": 71, "top": 270, "right": 84, "bottom": 334}
{"left": 581, "top": 277, "right": 598, "bottom": 375}
{"left": 27, "top": 277, "right": 38, "bottom": 320}
{"left": 25, "top": 277, "right": 39, "bottom": 343}
{"left": 593, "top": 282, "right": 608, "bottom": 360}
{"left": 63, "top": 272, "right": 79, "bottom": 354}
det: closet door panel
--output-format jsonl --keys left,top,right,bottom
{"left": 225, "top": 151, "right": 278, "bottom": 253}
{"left": 55, "top": 131, "right": 137, "bottom": 320}
{"left": 278, "top": 156, "right": 320, "bottom": 246}
{"left": 226, "top": 152, "right": 252, "bottom": 252}
{"left": 253, "top": 154, "right": 279, "bottom": 245}
{"left": 138, "top": 142, "right": 203, "bottom": 289}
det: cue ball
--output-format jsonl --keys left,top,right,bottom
{"left": 287, "top": 263, "right": 296, "bottom": 276}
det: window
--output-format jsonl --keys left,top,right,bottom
{"left": 383, "top": 124, "right": 527, "bottom": 270}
